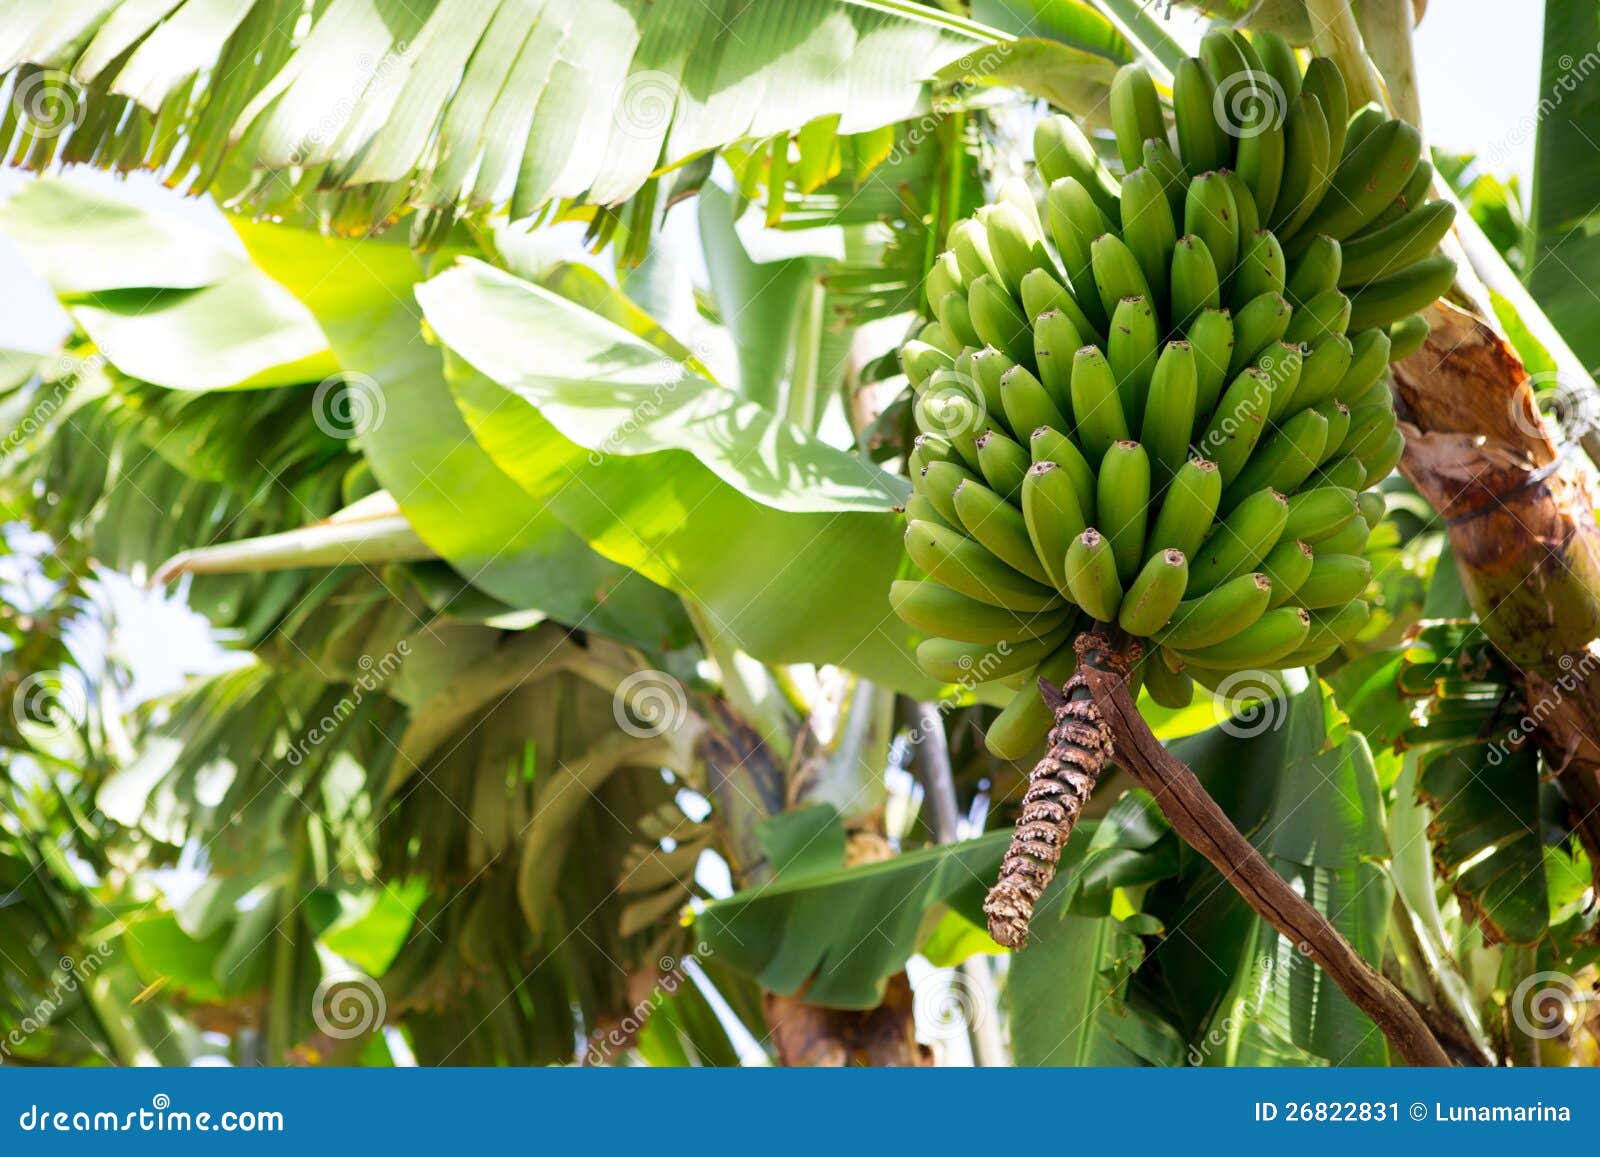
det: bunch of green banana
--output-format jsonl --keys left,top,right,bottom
{"left": 895, "top": 32, "right": 1454, "bottom": 760}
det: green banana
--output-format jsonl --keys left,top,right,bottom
{"left": 1160, "top": 571, "right": 1272, "bottom": 649}
{"left": 1172, "top": 606, "right": 1310, "bottom": 670}
{"left": 1312, "top": 400, "right": 1352, "bottom": 464}
{"left": 1185, "top": 171, "right": 1241, "bottom": 290}
{"left": 1047, "top": 177, "right": 1113, "bottom": 334}
{"left": 1233, "top": 229, "right": 1286, "bottom": 305}
{"left": 1142, "top": 341, "right": 1199, "bottom": 484}
{"left": 1174, "top": 56, "right": 1229, "bottom": 176}
{"left": 910, "top": 432, "right": 960, "bottom": 474}
{"left": 1217, "top": 164, "right": 1261, "bottom": 243}
{"left": 1292, "top": 553, "right": 1371, "bottom": 609}
{"left": 927, "top": 250, "right": 964, "bottom": 308}
{"left": 1171, "top": 234, "right": 1222, "bottom": 326}
{"left": 1121, "top": 167, "right": 1177, "bottom": 311}
{"left": 1222, "top": 405, "right": 1328, "bottom": 507}
{"left": 902, "top": 341, "right": 953, "bottom": 389}
{"left": 1340, "top": 402, "right": 1396, "bottom": 463}
{"left": 1283, "top": 289, "right": 1351, "bottom": 345}
{"left": 1108, "top": 295, "right": 1159, "bottom": 431}
{"left": 917, "top": 628, "right": 1073, "bottom": 683}
{"left": 1228, "top": 291, "right": 1292, "bottom": 373}
{"left": 890, "top": 580, "right": 1070, "bottom": 644}
{"left": 1251, "top": 30, "right": 1302, "bottom": 106}
{"left": 1110, "top": 63, "right": 1164, "bottom": 171}
{"left": 1272, "top": 92, "right": 1331, "bottom": 236}
{"left": 1148, "top": 457, "right": 1222, "bottom": 561}
{"left": 1187, "top": 487, "right": 1289, "bottom": 593}
{"left": 1285, "top": 233, "right": 1342, "bottom": 304}
{"left": 1187, "top": 308, "right": 1236, "bottom": 419}
{"left": 1000, "top": 363, "right": 1070, "bottom": 436}
{"left": 904, "top": 493, "right": 954, "bottom": 531}
{"left": 1300, "top": 56, "right": 1349, "bottom": 163}
{"left": 1035, "top": 115, "right": 1120, "bottom": 219}
{"left": 1314, "top": 455, "right": 1368, "bottom": 492}
{"left": 935, "top": 290, "right": 981, "bottom": 348}
{"left": 917, "top": 459, "right": 976, "bottom": 523}
{"left": 1254, "top": 340, "right": 1303, "bottom": 420}
{"left": 969, "top": 346, "right": 1013, "bottom": 421}
{"left": 1022, "top": 267, "right": 1101, "bottom": 347}
{"left": 1283, "top": 486, "right": 1359, "bottom": 542}
{"left": 997, "top": 176, "right": 1046, "bottom": 240}
{"left": 1143, "top": 136, "right": 1190, "bottom": 220}
{"left": 1346, "top": 254, "right": 1456, "bottom": 331}
{"left": 985, "top": 643, "right": 1079, "bottom": 758}
{"left": 1338, "top": 200, "right": 1455, "bottom": 286}
{"left": 1097, "top": 440, "right": 1151, "bottom": 581}
{"left": 975, "top": 426, "right": 1032, "bottom": 501}
{"left": 920, "top": 322, "right": 960, "bottom": 358}
{"left": 1022, "top": 461, "right": 1088, "bottom": 590}
{"left": 1065, "top": 528, "right": 1124, "bottom": 622}
{"left": 1029, "top": 427, "right": 1098, "bottom": 521}
{"left": 1091, "top": 232, "right": 1154, "bottom": 322}
{"left": 1032, "top": 308, "right": 1082, "bottom": 409}
{"left": 1387, "top": 314, "right": 1429, "bottom": 361}
{"left": 904, "top": 520, "right": 1062, "bottom": 611}
{"left": 1196, "top": 366, "right": 1273, "bottom": 484}
{"left": 1305, "top": 599, "right": 1372, "bottom": 650}
{"left": 968, "top": 273, "right": 1035, "bottom": 365}
{"left": 1261, "top": 538, "right": 1315, "bottom": 608}
{"left": 954, "top": 477, "right": 1054, "bottom": 584}
{"left": 1312, "top": 515, "right": 1371, "bottom": 557}
{"left": 1292, "top": 119, "right": 1423, "bottom": 246}
{"left": 1236, "top": 99, "right": 1287, "bottom": 224}
{"left": 1336, "top": 327, "right": 1392, "bottom": 400}
{"left": 1070, "top": 343, "right": 1131, "bottom": 465}
{"left": 1286, "top": 333, "right": 1354, "bottom": 412}
{"left": 981, "top": 201, "right": 1049, "bottom": 296}
{"left": 1119, "top": 548, "right": 1190, "bottom": 635}
{"left": 1142, "top": 655, "right": 1196, "bottom": 708}
{"left": 1360, "top": 427, "right": 1406, "bottom": 487}
{"left": 949, "top": 218, "right": 1001, "bottom": 285}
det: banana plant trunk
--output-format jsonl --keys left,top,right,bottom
{"left": 1392, "top": 300, "right": 1600, "bottom": 879}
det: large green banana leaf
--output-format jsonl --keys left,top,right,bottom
{"left": 697, "top": 805, "right": 1007, "bottom": 1008}
{"left": 414, "top": 257, "right": 934, "bottom": 691}
{"left": 0, "top": 0, "right": 996, "bottom": 234}
{"left": 1528, "top": 0, "right": 1600, "bottom": 368}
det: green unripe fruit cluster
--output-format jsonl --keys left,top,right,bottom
{"left": 896, "top": 30, "right": 1454, "bottom": 759}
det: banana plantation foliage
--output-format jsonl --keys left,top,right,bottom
{"left": 1, "top": 0, "right": 1598, "bottom": 1069}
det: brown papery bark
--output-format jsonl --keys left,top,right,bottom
{"left": 1390, "top": 301, "right": 1600, "bottom": 877}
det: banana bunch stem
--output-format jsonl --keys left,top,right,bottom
{"left": 982, "top": 629, "right": 1136, "bottom": 949}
